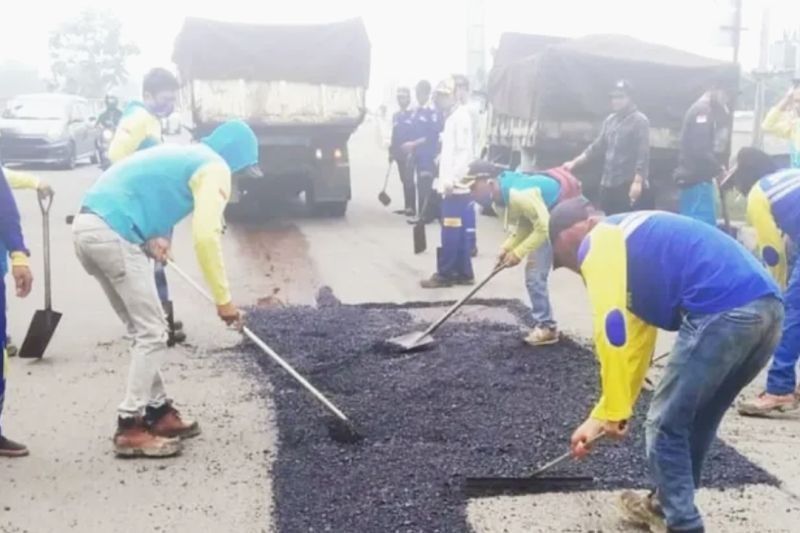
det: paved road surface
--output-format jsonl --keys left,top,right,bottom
{"left": 2, "top": 119, "right": 800, "bottom": 532}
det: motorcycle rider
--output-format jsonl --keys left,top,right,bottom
{"left": 98, "top": 94, "right": 123, "bottom": 131}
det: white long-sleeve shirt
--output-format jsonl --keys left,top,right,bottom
{"left": 437, "top": 104, "right": 475, "bottom": 195}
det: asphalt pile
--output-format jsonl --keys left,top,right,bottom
{"left": 245, "top": 296, "right": 775, "bottom": 533}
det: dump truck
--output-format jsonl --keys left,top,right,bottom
{"left": 486, "top": 34, "right": 739, "bottom": 210}
{"left": 173, "top": 17, "right": 371, "bottom": 217}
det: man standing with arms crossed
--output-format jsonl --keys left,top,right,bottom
{"left": 564, "top": 80, "right": 650, "bottom": 215}
{"left": 420, "top": 76, "right": 476, "bottom": 288}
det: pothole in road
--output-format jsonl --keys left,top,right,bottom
{"left": 243, "top": 299, "right": 776, "bottom": 533}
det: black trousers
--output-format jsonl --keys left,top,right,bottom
{"left": 396, "top": 156, "right": 416, "bottom": 212}
{"left": 599, "top": 182, "right": 653, "bottom": 215}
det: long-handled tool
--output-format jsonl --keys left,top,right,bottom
{"left": 412, "top": 192, "right": 431, "bottom": 254}
{"left": 167, "top": 260, "right": 362, "bottom": 444}
{"left": 387, "top": 265, "right": 506, "bottom": 352}
{"left": 20, "top": 193, "right": 62, "bottom": 358}
{"left": 378, "top": 162, "right": 393, "bottom": 206}
{"left": 464, "top": 431, "right": 606, "bottom": 496}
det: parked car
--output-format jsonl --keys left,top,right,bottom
{"left": 0, "top": 93, "right": 100, "bottom": 169}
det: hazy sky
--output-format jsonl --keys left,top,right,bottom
{"left": 1, "top": 0, "right": 798, "bottom": 104}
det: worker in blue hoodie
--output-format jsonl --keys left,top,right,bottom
{"left": 0, "top": 168, "right": 34, "bottom": 457}
{"left": 73, "top": 120, "right": 261, "bottom": 459}
{"left": 107, "top": 68, "right": 185, "bottom": 344}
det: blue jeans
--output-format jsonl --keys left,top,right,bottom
{"left": 767, "top": 257, "right": 800, "bottom": 394}
{"left": 678, "top": 181, "right": 717, "bottom": 227}
{"left": 524, "top": 242, "right": 556, "bottom": 329}
{"left": 646, "top": 296, "right": 782, "bottom": 531}
{"left": 0, "top": 276, "right": 6, "bottom": 437}
{"left": 436, "top": 194, "right": 474, "bottom": 280}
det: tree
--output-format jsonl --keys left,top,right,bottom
{"left": 0, "top": 61, "right": 45, "bottom": 99}
{"left": 49, "top": 9, "right": 139, "bottom": 98}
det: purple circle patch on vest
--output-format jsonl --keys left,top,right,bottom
{"left": 605, "top": 309, "right": 626, "bottom": 347}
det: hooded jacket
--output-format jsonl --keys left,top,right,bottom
{"left": 108, "top": 101, "right": 163, "bottom": 163}
{"left": 81, "top": 120, "right": 259, "bottom": 304}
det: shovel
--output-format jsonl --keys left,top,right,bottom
{"left": 19, "top": 193, "right": 62, "bottom": 358}
{"left": 412, "top": 192, "right": 431, "bottom": 254}
{"left": 378, "top": 162, "right": 392, "bottom": 206}
{"left": 387, "top": 265, "right": 506, "bottom": 352}
{"left": 166, "top": 260, "right": 363, "bottom": 444}
{"left": 464, "top": 431, "right": 606, "bottom": 496}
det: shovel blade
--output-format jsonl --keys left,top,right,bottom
{"left": 464, "top": 476, "right": 595, "bottom": 496}
{"left": 386, "top": 331, "right": 435, "bottom": 352}
{"left": 413, "top": 223, "right": 426, "bottom": 254}
{"left": 19, "top": 309, "right": 62, "bottom": 358}
{"left": 378, "top": 191, "right": 391, "bottom": 206}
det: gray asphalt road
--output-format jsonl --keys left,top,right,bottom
{"left": 2, "top": 119, "right": 800, "bottom": 532}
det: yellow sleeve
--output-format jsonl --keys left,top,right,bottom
{"left": 580, "top": 224, "right": 657, "bottom": 422}
{"left": 2, "top": 167, "right": 40, "bottom": 190}
{"left": 188, "top": 162, "right": 233, "bottom": 305}
{"left": 762, "top": 107, "right": 793, "bottom": 139}
{"left": 508, "top": 189, "right": 550, "bottom": 259}
{"left": 10, "top": 251, "right": 29, "bottom": 267}
{"left": 747, "top": 186, "right": 787, "bottom": 288}
{"left": 108, "top": 110, "right": 148, "bottom": 163}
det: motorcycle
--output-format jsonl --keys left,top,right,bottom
{"left": 96, "top": 126, "right": 114, "bottom": 170}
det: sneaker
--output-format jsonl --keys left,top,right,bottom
{"left": 6, "top": 341, "right": 18, "bottom": 358}
{"left": 147, "top": 403, "right": 201, "bottom": 440}
{"left": 114, "top": 417, "right": 182, "bottom": 458}
{"left": 524, "top": 327, "right": 560, "bottom": 347}
{"left": 737, "top": 392, "right": 799, "bottom": 418}
{"left": 0, "top": 436, "right": 29, "bottom": 458}
{"left": 618, "top": 491, "right": 667, "bottom": 533}
{"left": 420, "top": 274, "right": 455, "bottom": 289}
{"left": 454, "top": 276, "right": 475, "bottom": 286}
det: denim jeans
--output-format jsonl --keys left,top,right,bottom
{"left": 678, "top": 181, "right": 717, "bottom": 227}
{"left": 767, "top": 255, "right": 800, "bottom": 394}
{"left": 524, "top": 241, "right": 556, "bottom": 330}
{"left": 646, "top": 296, "right": 783, "bottom": 531}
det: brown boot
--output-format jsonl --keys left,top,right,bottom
{"left": 147, "top": 403, "right": 201, "bottom": 440}
{"left": 0, "top": 436, "right": 29, "bottom": 457}
{"left": 114, "top": 417, "right": 182, "bottom": 458}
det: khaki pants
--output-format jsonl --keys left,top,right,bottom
{"left": 72, "top": 214, "right": 168, "bottom": 418}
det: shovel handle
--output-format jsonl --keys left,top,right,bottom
{"left": 529, "top": 431, "right": 607, "bottom": 477}
{"left": 420, "top": 265, "right": 506, "bottom": 338}
{"left": 39, "top": 192, "right": 53, "bottom": 310}
{"left": 166, "top": 260, "right": 351, "bottom": 423}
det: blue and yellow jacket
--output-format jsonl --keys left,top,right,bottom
{"left": 746, "top": 168, "right": 800, "bottom": 289}
{"left": 82, "top": 120, "right": 259, "bottom": 305}
{"left": 498, "top": 171, "right": 561, "bottom": 260}
{"left": 0, "top": 167, "right": 37, "bottom": 274}
{"left": 579, "top": 211, "right": 779, "bottom": 421}
{"left": 0, "top": 168, "right": 29, "bottom": 273}
{"left": 108, "top": 101, "right": 163, "bottom": 164}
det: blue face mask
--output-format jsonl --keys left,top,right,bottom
{"left": 150, "top": 102, "right": 175, "bottom": 118}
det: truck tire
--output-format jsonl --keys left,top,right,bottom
{"left": 313, "top": 201, "right": 348, "bottom": 217}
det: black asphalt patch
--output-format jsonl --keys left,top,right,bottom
{"left": 244, "top": 299, "right": 776, "bottom": 533}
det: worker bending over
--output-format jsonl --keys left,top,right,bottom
{"left": 0, "top": 168, "right": 52, "bottom": 358}
{"left": 549, "top": 197, "right": 781, "bottom": 533}
{"left": 73, "top": 120, "right": 261, "bottom": 458}
{"left": 722, "top": 148, "right": 800, "bottom": 416}
{"left": 0, "top": 168, "right": 34, "bottom": 457}
{"left": 471, "top": 162, "right": 581, "bottom": 346}
{"left": 420, "top": 76, "right": 476, "bottom": 288}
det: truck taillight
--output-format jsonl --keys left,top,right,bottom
{"left": 315, "top": 148, "right": 323, "bottom": 160}
{"left": 333, "top": 148, "right": 343, "bottom": 160}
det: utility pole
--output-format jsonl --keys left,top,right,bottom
{"left": 731, "top": 0, "right": 743, "bottom": 63}
{"left": 752, "top": 5, "right": 771, "bottom": 149}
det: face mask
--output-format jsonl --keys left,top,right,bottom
{"left": 150, "top": 102, "right": 175, "bottom": 118}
